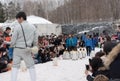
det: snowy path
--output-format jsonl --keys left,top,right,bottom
{"left": 0, "top": 48, "right": 101, "bottom": 81}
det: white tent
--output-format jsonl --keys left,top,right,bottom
{"left": 26, "top": 15, "right": 62, "bottom": 36}
{"left": 27, "top": 15, "right": 53, "bottom": 24}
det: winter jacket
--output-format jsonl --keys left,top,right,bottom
{"left": 66, "top": 38, "right": 73, "bottom": 48}
{"left": 110, "top": 54, "right": 120, "bottom": 79}
{"left": 87, "top": 70, "right": 110, "bottom": 81}
{"left": 66, "top": 37, "right": 77, "bottom": 48}
{"left": 54, "top": 38, "right": 62, "bottom": 46}
{"left": 72, "top": 36, "right": 78, "bottom": 47}
{"left": 94, "top": 37, "right": 99, "bottom": 46}
{"left": 85, "top": 38, "right": 93, "bottom": 48}
{"left": 11, "top": 21, "right": 38, "bottom": 48}
{"left": 101, "top": 43, "right": 120, "bottom": 80}
{"left": 0, "top": 55, "right": 9, "bottom": 72}
{"left": 86, "top": 56, "right": 110, "bottom": 81}
{"left": 81, "top": 34, "right": 86, "bottom": 42}
{"left": 0, "top": 57, "right": 8, "bottom": 65}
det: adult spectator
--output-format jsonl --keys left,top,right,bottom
{"left": 0, "top": 48, "right": 10, "bottom": 73}
{"left": 85, "top": 57, "right": 110, "bottom": 81}
{"left": 102, "top": 42, "right": 120, "bottom": 81}
{"left": 10, "top": 12, "right": 38, "bottom": 81}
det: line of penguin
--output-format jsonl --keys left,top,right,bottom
{"left": 63, "top": 48, "right": 95, "bottom": 60}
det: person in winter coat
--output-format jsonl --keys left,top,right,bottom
{"left": 0, "top": 48, "right": 10, "bottom": 73}
{"left": 72, "top": 35, "right": 78, "bottom": 47}
{"left": 100, "top": 42, "right": 120, "bottom": 81}
{"left": 66, "top": 34, "right": 77, "bottom": 51}
{"left": 92, "top": 35, "right": 99, "bottom": 50}
{"left": 3, "top": 27, "right": 11, "bottom": 50}
{"left": 54, "top": 37, "right": 62, "bottom": 46}
{"left": 85, "top": 35, "right": 93, "bottom": 56}
{"left": 85, "top": 57, "right": 110, "bottom": 81}
{"left": 81, "top": 32, "right": 87, "bottom": 43}
{"left": 3, "top": 27, "right": 11, "bottom": 38}
{"left": 10, "top": 12, "right": 38, "bottom": 81}
{"left": 66, "top": 34, "right": 73, "bottom": 51}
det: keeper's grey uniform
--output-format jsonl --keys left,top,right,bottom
{"left": 11, "top": 21, "right": 38, "bottom": 68}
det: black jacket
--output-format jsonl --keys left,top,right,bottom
{"left": 86, "top": 70, "right": 110, "bottom": 81}
{"left": 109, "top": 54, "right": 120, "bottom": 79}
{"left": 0, "top": 55, "right": 9, "bottom": 72}
{"left": 101, "top": 42, "right": 120, "bottom": 80}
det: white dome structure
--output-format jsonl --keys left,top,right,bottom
{"left": 27, "top": 15, "right": 61, "bottom": 36}
{"left": 27, "top": 15, "right": 53, "bottom": 24}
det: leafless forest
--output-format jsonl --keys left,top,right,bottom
{"left": 1, "top": 0, "right": 120, "bottom": 24}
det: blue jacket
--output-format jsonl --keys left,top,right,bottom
{"left": 81, "top": 34, "right": 86, "bottom": 42}
{"left": 72, "top": 36, "right": 78, "bottom": 46}
{"left": 92, "top": 38, "right": 97, "bottom": 49}
{"left": 85, "top": 38, "right": 93, "bottom": 48}
{"left": 66, "top": 37, "right": 78, "bottom": 48}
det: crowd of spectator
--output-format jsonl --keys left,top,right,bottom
{"left": 0, "top": 27, "right": 12, "bottom": 73}
{"left": 0, "top": 26, "right": 119, "bottom": 74}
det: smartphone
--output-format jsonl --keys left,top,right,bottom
{"left": 85, "top": 65, "right": 89, "bottom": 70}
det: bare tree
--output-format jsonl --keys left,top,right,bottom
{"left": 3, "top": 0, "right": 120, "bottom": 24}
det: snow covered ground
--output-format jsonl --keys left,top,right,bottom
{"left": 0, "top": 48, "right": 101, "bottom": 81}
